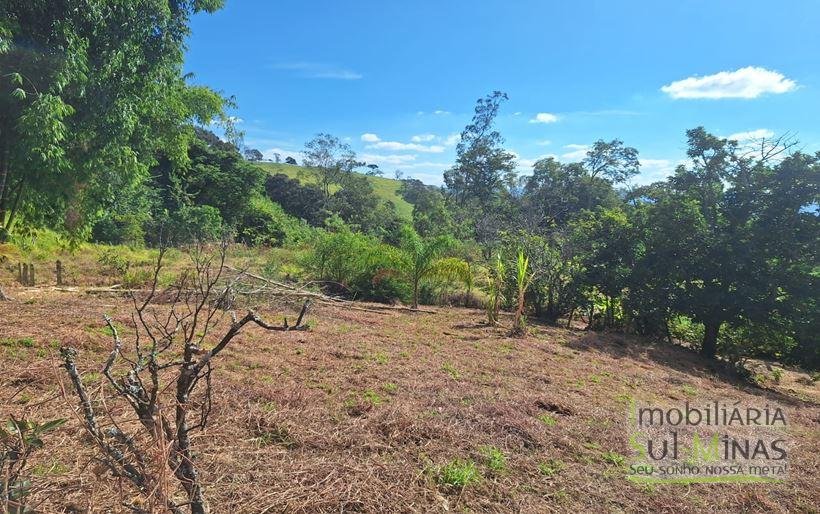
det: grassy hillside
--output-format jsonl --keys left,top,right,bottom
{"left": 255, "top": 162, "right": 415, "bottom": 220}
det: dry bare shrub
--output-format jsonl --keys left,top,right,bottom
{"left": 59, "top": 243, "right": 311, "bottom": 513}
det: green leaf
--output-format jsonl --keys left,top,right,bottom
{"left": 35, "top": 418, "right": 67, "bottom": 434}
{"left": 11, "top": 87, "right": 26, "bottom": 100}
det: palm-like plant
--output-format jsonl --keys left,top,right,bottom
{"left": 399, "top": 226, "right": 454, "bottom": 309}
{"left": 432, "top": 256, "right": 474, "bottom": 305}
{"left": 511, "top": 250, "right": 535, "bottom": 336}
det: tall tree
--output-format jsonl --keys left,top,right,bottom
{"left": 444, "top": 91, "right": 516, "bottom": 206}
{"left": 302, "top": 133, "right": 358, "bottom": 199}
{"left": 0, "top": 0, "right": 230, "bottom": 240}
{"left": 582, "top": 139, "right": 640, "bottom": 183}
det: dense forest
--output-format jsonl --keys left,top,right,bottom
{"left": 2, "top": 2, "right": 817, "bottom": 370}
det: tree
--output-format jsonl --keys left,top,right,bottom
{"left": 273, "top": 152, "right": 281, "bottom": 163}
{"left": 582, "top": 139, "right": 640, "bottom": 183}
{"left": 264, "top": 173, "right": 327, "bottom": 226}
{"left": 244, "top": 148, "right": 263, "bottom": 161}
{"left": 285, "top": 156, "right": 297, "bottom": 165}
{"left": 365, "top": 163, "right": 383, "bottom": 176}
{"left": 398, "top": 225, "right": 454, "bottom": 309}
{"left": 571, "top": 208, "right": 637, "bottom": 329}
{"left": 399, "top": 179, "right": 453, "bottom": 237}
{"left": 521, "top": 157, "right": 619, "bottom": 229}
{"left": 0, "top": 0, "right": 229, "bottom": 241}
{"left": 444, "top": 91, "right": 516, "bottom": 206}
{"left": 629, "top": 128, "right": 818, "bottom": 361}
{"left": 302, "top": 133, "right": 358, "bottom": 198}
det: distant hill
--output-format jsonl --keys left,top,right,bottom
{"left": 254, "top": 162, "right": 414, "bottom": 220}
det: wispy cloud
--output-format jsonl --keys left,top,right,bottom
{"left": 631, "top": 158, "right": 687, "bottom": 186}
{"left": 261, "top": 147, "right": 304, "bottom": 162}
{"left": 370, "top": 141, "right": 445, "bottom": 153}
{"left": 443, "top": 133, "right": 460, "bottom": 146}
{"left": 361, "top": 133, "right": 446, "bottom": 153}
{"left": 535, "top": 139, "right": 552, "bottom": 146}
{"left": 512, "top": 151, "right": 556, "bottom": 170}
{"left": 411, "top": 134, "right": 436, "bottom": 143}
{"left": 360, "top": 153, "right": 418, "bottom": 166}
{"left": 727, "top": 128, "right": 775, "bottom": 141}
{"left": 661, "top": 66, "right": 796, "bottom": 99}
{"left": 561, "top": 144, "right": 589, "bottom": 160}
{"left": 273, "top": 62, "right": 362, "bottom": 80}
{"left": 529, "top": 112, "right": 560, "bottom": 124}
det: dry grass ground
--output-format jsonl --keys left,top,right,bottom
{"left": 0, "top": 286, "right": 818, "bottom": 513}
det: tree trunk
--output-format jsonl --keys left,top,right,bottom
{"left": 412, "top": 279, "right": 419, "bottom": 310}
{"left": 701, "top": 320, "right": 721, "bottom": 358}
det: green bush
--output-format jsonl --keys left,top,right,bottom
{"left": 668, "top": 315, "right": 703, "bottom": 346}
{"left": 302, "top": 218, "right": 409, "bottom": 302}
{"left": 236, "top": 196, "right": 291, "bottom": 247}
{"left": 169, "top": 205, "right": 225, "bottom": 244}
{"left": 91, "top": 213, "right": 146, "bottom": 246}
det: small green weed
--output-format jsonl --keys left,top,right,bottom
{"left": 442, "top": 362, "right": 460, "bottom": 380}
{"left": 538, "top": 459, "right": 564, "bottom": 477}
{"left": 601, "top": 451, "right": 626, "bottom": 466}
{"left": 435, "top": 459, "right": 480, "bottom": 488}
{"left": 479, "top": 446, "right": 506, "bottom": 473}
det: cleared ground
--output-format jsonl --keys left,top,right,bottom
{"left": 0, "top": 286, "right": 818, "bottom": 512}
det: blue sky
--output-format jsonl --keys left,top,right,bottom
{"left": 184, "top": 0, "right": 820, "bottom": 186}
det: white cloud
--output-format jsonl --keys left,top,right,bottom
{"left": 433, "top": 109, "right": 451, "bottom": 115}
{"left": 727, "top": 128, "right": 775, "bottom": 141}
{"left": 513, "top": 111, "right": 522, "bottom": 116}
{"left": 367, "top": 141, "right": 445, "bottom": 153}
{"left": 227, "top": 116, "right": 244, "bottom": 124}
{"left": 511, "top": 151, "right": 556, "bottom": 170}
{"left": 660, "top": 66, "right": 797, "bottom": 99}
{"left": 360, "top": 153, "right": 418, "bottom": 166}
{"left": 631, "top": 158, "right": 696, "bottom": 186}
{"left": 262, "top": 147, "right": 304, "bottom": 162}
{"left": 561, "top": 144, "right": 589, "bottom": 160}
{"left": 535, "top": 139, "right": 552, "bottom": 146}
{"left": 529, "top": 112, "right": 559, "bottom": 124}
{"left": 443, "top": 133, "right": 461, "bottom": 146}
{"left": 361, "top": 133, "right": 448, "bottom": 153}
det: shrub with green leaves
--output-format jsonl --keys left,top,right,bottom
{"left": 303, "top": 218, "right": 409, "bottom": 302}
{"left": 1, "top": 418, "right": 66, "bottom": 512}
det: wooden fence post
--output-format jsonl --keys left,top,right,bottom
{"left": 56, "top": 260, "right": 63, "bottom": 286}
